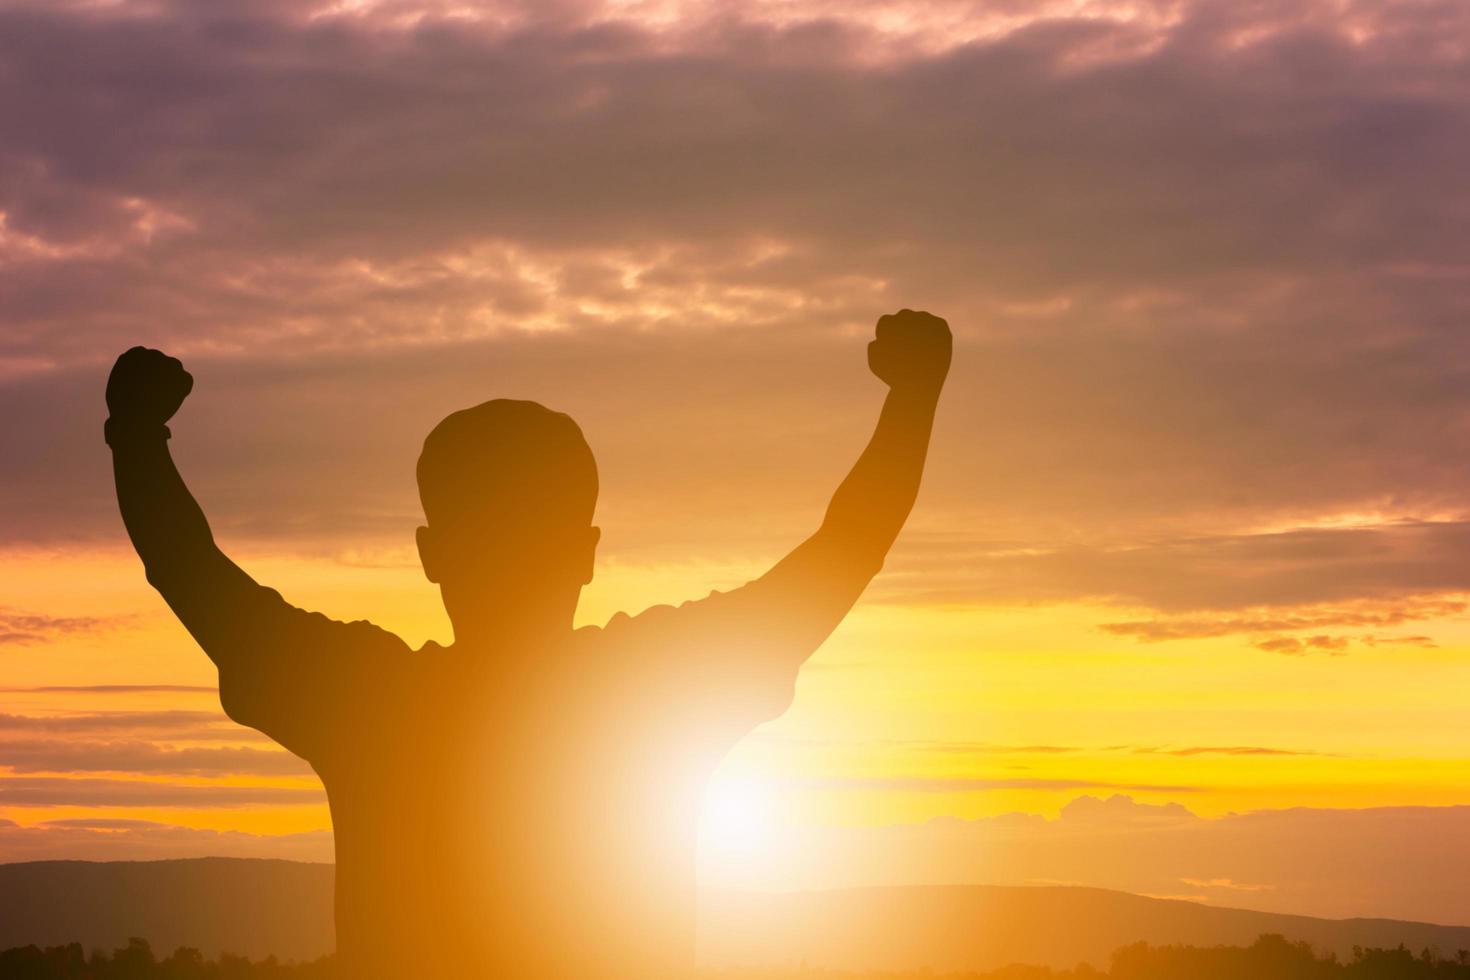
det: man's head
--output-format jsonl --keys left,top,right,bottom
{"left": 415, "top": 399, "right": 600, "bottom": 643}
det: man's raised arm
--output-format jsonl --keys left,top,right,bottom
{"left": 106, "top": 346, "right": 260, "bottom": 643}
{"left": 106, "top": 348, "right": 407, "bottom": 756}
{"left": 609, "top": 310, "right": 951, "bottom": 720}
{"left": 752, "top": 308, "right": 952, "bottom": 635}
{"left": 809, "top": 309, "right": 951, "bottom": 564}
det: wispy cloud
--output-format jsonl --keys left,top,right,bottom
{"left": 0, "top": 609, "right": 124, "bottom": 645}
{"left": 895, "top": 742, "right": 1085, "bottom": 756}
{"left": 1099, "top": 597, "right": 1468, "bottom": 642}
{"left": 0, "top": 739, "right": 310, "bottom": 776}
{"left": 1131, "top": 746, "right": 1322, "bottom": 757}
{"left": 0, "top": 816, "right": 333, "bottom": 863}
{"left": 0, "top": 776, "right": 324, "bottom": 807}
{"left": 1252, "top": 635, "right": 1348, "bottom": 655}
{"left": 796, "top": 776, "right": 1204, "bottom": 794}
{"left": 0, "top": 711, "right": 268, "bottom": 741}
{"left": 1180, "top": 876, "right": 1276, "bottom": 893}
{"left": 0, "top": 685, "right": 219, "bottom": 694}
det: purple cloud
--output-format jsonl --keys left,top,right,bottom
{"left": 4, "top": 0, "right": 1470, "bottom": 632}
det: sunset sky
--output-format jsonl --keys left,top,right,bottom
{"left": 5, "top": 0, "right": 1470, "bottom": 928}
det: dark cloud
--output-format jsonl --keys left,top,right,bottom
{"left": 4, "top": 0, "right": 1470, "bottom": 628}
{"left": 2, "top": 0, "right": 1466, "bottom": 330}
{"left": 0, "top": 776, "right": 324, "bottom": 807}
{"left": 889, "top": 524, "right": 1470, "bottom": 613}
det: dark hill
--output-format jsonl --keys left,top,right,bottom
{"left": 5, "top": 859, "right": 1470, "bottom": 970}
{"left": 701, "top": 884, "right": 1470, "bottom": 971}
{"left": 0, "top": 859, "right": 334, "bottom": 962}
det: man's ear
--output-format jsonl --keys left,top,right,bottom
{"left": 416, "top": 525, "right": 441, "bottom": 584}
{"left": 579, "top": 526, "right": 601, "bottom": 585}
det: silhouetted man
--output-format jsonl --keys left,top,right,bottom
{"left": 106, "top": 310, "right": 951, "bottom": 978}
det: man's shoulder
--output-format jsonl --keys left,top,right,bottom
{"left": 587, "top": 591, "right": 730, "bottom": 631}
{"left": 571, "top": 591, "right": 737, "bottom": 663}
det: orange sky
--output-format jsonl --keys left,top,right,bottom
{"left": 5, "top": 0, "right": 1470, "bottom": 927}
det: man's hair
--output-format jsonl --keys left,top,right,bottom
{"left": 417, "top": 399, "right": 598, "bottom": 530}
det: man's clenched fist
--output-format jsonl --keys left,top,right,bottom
{"left": 106, "top": 347, "right": 193, "bottom": 427}
{"left": 868, "top": 309, "right": 952, "bottom": 395}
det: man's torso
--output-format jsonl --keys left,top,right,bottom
{"left": 308, "top": 629, "right": 751, "bottom": 978}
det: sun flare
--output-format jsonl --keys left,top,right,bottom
{"left": 699, "top": 777, "right": 776, "bottom": 855}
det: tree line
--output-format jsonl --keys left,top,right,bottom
{"left": 3, "top": 934, "right": 1470, "bottom": 979}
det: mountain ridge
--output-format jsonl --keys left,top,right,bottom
{"left": 4, "top": 858, "right": 1469, "bottom": 970}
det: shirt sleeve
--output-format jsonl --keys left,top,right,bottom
{"left": 209, "top": 583, "right": 411, "bottom": 763}
{"left": 593, "top": 571, "right": 855, "bottom": 741}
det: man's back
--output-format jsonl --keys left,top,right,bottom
{"left": 216, "top": 583, "right": 804, "bottom": 977}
